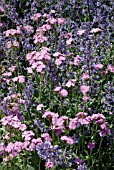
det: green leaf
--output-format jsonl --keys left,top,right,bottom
{"left": 27, "top": 165, "right": 35, "bottom": 170}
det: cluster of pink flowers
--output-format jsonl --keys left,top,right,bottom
{"left": 1, "top": 115, "right": 27, "bottom": 131}
{"left": 1, "top": 137, "right": 43, "bottom": 161}
{"left": 12, "top": 75, "right": 25, "bottom": 83}
{"left": 3, "top": 29, "right": 21, "bottom": 37}
{"left": 94, "top": 63, "right": 103, "bottom": 70}
{"left": 31, "top": 13, "right": 42, "bottom": 21}
{"left": 6, "top": 40, "right": 19, "bottom": 48}
{"left": 66, "top": 79, "right": 76, "bottom": 87}
{"left": 53, "top": 52, "right": 66, "bottom": 66}
{"left": 61, "top": 135, "right": 74, "bottom": 145}
{"left": 80, "top": 85, "right": 90, "bottom": 94}
{"left": 54, "top": 86, "right": 68, "bottom": 97}
{"left": 107, "top": 64, "right": 114, "bottom": 73}
{"left": 68, "top": 112, "right": 110, "bottom": 137}
{"left": 26, "top": 47, "right": 51, "bottom": 73}
{"left": 73, "top": 55, "right": 81, "bottom": 66}
{"left": 45, "top": 159, "right": 54, "bottom": 169}
{"left": 41, "top": 133, "right": 52, "bottom": 142}
{"left": 51, "top": 116, "right": 68, "bottom": 134}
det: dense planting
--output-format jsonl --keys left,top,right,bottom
{"left": 0, "top": 0, "right": 114, "bottom": 170}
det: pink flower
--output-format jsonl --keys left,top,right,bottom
{"left": 81, "top": 74, "right": 90, "bottom": 80}
{"left": 26, "top": 67, "right": 33, "bottom": 73}
{"left": 6, "top": 41, "right": 12, "bottom": 48}
{"left": 66, "top": 38, "right": 73, "bottom": 45}
{"left": 94, "top": 63, "right": 103, "bottom": 70}
{"left": 99, "top": 130, "right": 107, "bottom": 137}
{"left": 46, "top": 18, "right": 57, "bottom": 25}
{"left": 23, "top": 25, "right": 34, "bottom": 33}
{"left": 80, "top": 85, "right": 89, "bottom": 94}
{"left": 66, "top": 79, "right": 76, "bottom": 87}
{"left": 8, "top": 66, "right": 16, "bottom": 72}
{"left": 31, "top": 13, "right": 42, "bottom": 21}
{"left": 69, "top": 118, "right": 80, "bottom": 129}
{"left": 45, "top": 160, "right": 54, "bottom": 169}
{"left": 60, "top": 89, "right": 68, "bottom": 97}
{"left": 13, "top": 41, "right": 19, "bottom": 47}
{"left": 77, "top": 29, "right": 86, "bottom": 35}
{"left": 0, "top": 6, "right": 4, "bottom": 13}
{"left": 54, "top": 86, "right": 61, "bottom": 92}
{"left": 41, "top": 133, "right": 52, "bottom": 142}
{"left": 87, "top": 142, "right": 95, "bottom": 149}
{"left": 22, "top": 131, "right": 35, "bottom": 141}
{"left": 18, "top": 76, "right": 25, "bottom": 83}
{"left": 61, "top": 136, "right": 74, "bottom": 145}
{"left": 2, "top": 72, "right": 12, "bottom": 77}
{"left": 107, "top": 64, "right": 114, "bottom": 73}
{"left": 36, "top": 104, "right": 44, "bottom": 111}
{"left": 55, "top": 59, "right": 63, "bottom": 65}
{"left": 83, "top": 95, "right": 90, "bottom": 102}
{"left": 90, "top": 28, "right": 102, "bottom": 33}
{"left": 73, "top": 55, "right": 81, "bottom": 66}
{"left": 57, "top": 18, "right": 66, "bottom": 24}
{"left": 76, "top": 112, "right": 88, "bottom": 118}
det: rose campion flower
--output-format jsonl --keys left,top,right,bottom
{"left": 77, "top": 29, "right": 86, "bottom": 35}
{"left": 18, "top": 76, "right": 25, "bottom": 83}
{"left": 45, "top": 160, "right": 54, "bottom": 169}
{"left": 87, "top": 142, "right": 95, "bottom": 149}
{"left": 107, "top": 64, "right": 114, "bottom": 73}
{"left": 90, "top": 28, "right": 102, "bottom": 33}
{"left": 94, "top": 63, "right": 103, "bottom": 70}
{"left": 80, "top": 85, "right": 89, "bottom": 94}
{"left": 36, "top": 104, "right": 44, "bottom": 111}
{"left": 60, "top": 89, "right": 68, "bottom": 97}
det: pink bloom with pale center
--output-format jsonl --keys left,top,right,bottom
{"left": 77, "top": 29, "right": 86, "bottom": 35}
{"left": 81, "top": 73, "right": 90, "bottom": 80}
{"left": 107, "top": 64, "right": 114, "bottom": 73}
{"left": 45, "top": 160, "right": 54, "bottom": 169}
{"left": 60, "top": 89, "right": 68, "bottom": 97}
{"left": 80, "top": 85, "right": 89, "bottom": 94}
{"left": 18, "top": 76, "right": 25, "bottom": 83}
{"left": 36, "top": 104, "right": 44, "bottom": 111}
{"left": 66, "top": 79, "right": 76, "bottom": 87}
{"left": 94, "top": 63, "right": 103, "bottom": 70}
{"left": 90, "top": 28, "right": 102, "bottom": 33}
